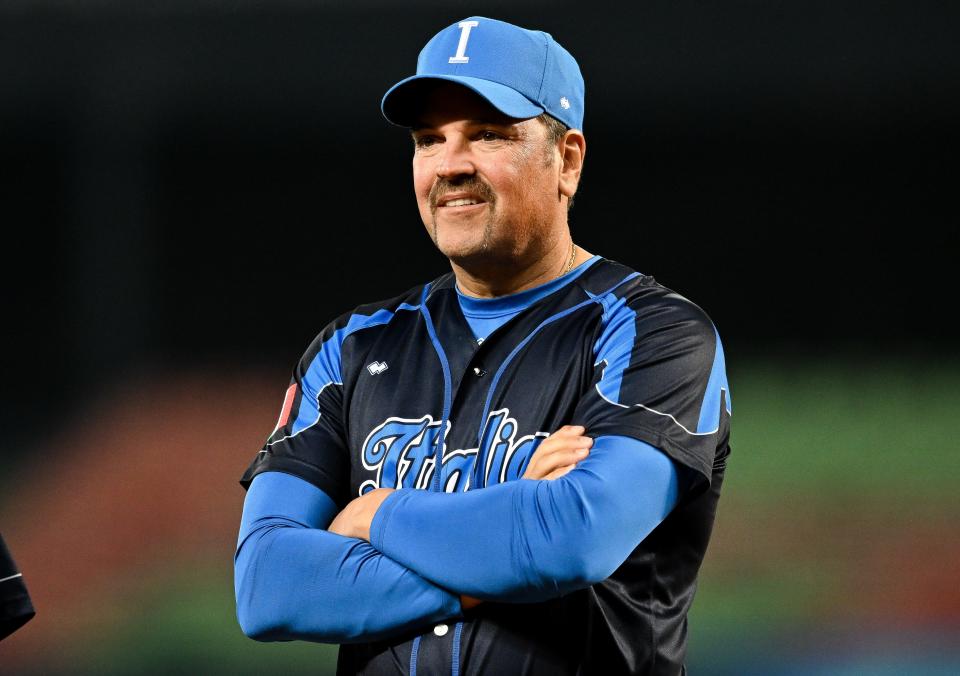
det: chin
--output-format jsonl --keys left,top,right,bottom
{"left": 432, "top": 226, "right": 491, "bottom": 261}
{"left": 437, "top": 243, "right": 489, "bottom": 264}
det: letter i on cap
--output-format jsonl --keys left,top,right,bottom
{"left": 381, "top": 17, "right": 585, "bottom": 131}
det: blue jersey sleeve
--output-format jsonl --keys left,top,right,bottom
{"left": 234, "top": 471, "right": 462, "bottom": 643}
{"left": 575, "top": 289, "right": 731, "bottom": 492}
{"left": 238, "top": 315, "right": 355, "bottom": 507}
{"left": 368, "top": 435, "right": 679, "bottom": 601}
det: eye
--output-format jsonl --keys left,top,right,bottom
{"left": 478, "top": 130, "right": 503, "bottom": 142}
{"left": 413, "top": 135, "right": 440, "bottom": 149}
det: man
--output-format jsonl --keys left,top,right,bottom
{"left": 1, "top": 533, "right": 35, "bottom": 641}
{"left": 235, "top": 16, "right": 730, "bottom": 676}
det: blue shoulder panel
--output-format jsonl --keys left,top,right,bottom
{"left": 291, "top": 303, "right": 421, "bottom": 435}
{"left": 696, "top": 327, "right": 732, "bottom": 433}
{"left": 590, "top": 283, "right": 731, "bottom": 436}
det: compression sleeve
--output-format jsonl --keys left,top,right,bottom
{"left": 369, "top": 435, "right": 679, "bottom": 602}
{"left": 234, "top": 472, "right": 461, "bottom": 643}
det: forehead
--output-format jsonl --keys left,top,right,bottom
{"left": 410, "top": 81, "right": 532, "bottom": 130}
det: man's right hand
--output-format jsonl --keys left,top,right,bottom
{"left": 522, "top": 425, "right": 593, "bottom": 481}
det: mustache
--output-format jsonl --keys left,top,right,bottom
{"left": 429, "top": 176, "right": 496, "bottom": 210}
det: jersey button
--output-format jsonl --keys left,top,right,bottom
{"left": 433, "top": 623, "right": 449, "bottom": 637}
{"left": 473, "top": 366, "right": 486, "bottom": 377}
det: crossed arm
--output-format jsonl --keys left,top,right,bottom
{"left": 234, "top": 430, "right": 679, "bottom": 642}
{"left": 235, "top": 471, "right": 461, "bottom": 642}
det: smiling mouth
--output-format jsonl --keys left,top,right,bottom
{"left": 440, "top": 198, "right": 485, "bottom": 208}
{"left": 429, "top": 176, "right": 496, "bottom": 211}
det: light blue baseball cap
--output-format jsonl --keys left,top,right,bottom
{"left": 381, "top": 16, "right": 584, "bottom": 130}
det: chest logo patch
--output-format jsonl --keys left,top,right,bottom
{"left": 366, "top": 361, "right": 389, "bottom": 375}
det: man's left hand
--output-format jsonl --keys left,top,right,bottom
{"left": 328, "top": 488, "right": 396, "bottom": 541}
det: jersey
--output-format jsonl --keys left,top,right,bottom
{"left": 239, "top": 256, "right": 731, "bottom": 675}
{"left": 0, "top": 534, "right": 35, "bottom": 641}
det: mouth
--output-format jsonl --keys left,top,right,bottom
{"left": 429, "top": 174, "right": 496, "bottom": 211}
{"left": 441, "top": 197, "right": 484, "bottom": 208}
{"left": 433, "top": 193, "right": 490, "bottom": 218}
{"left": 435, "top": 193, "right": 488, "bottom": 210}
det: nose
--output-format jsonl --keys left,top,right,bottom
{"left": 436, "top": 135, "right": 475, "bottom": 179}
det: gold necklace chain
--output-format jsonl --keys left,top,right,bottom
{"left": 562, "top": 241, "right": 578, "bottom": 276}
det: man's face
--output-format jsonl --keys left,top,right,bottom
{"left": 411, "top": 83, "right": 563, "bottom": 267}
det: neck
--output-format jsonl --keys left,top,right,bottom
{"left": 453, "top": 239, "right": 591, "bottom": 298}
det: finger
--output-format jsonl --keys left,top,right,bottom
{"left": 552, "top": 425, "right": 586, "bottom": 436}
{"left": 536, "top": 435, "right": 593, "bottom": 458}
{"left": 543, "top": 464, "right": 577, "bottom": 480}
{"left": 524, "top": 440, "right": 590, "bottom": 477}
{"left": 524, "top": 445, "right": 589, "bottom": 479}
{"left": 542, "top": 447, "right": 590, "bottom": 470}
{"left": 542, "top": 432, "right": 593, "bottom": 450}
{"left": 523, "top": 434, "right": 592, "bottom": 479}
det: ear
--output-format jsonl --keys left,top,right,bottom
{"left": 557, "top": 129, "right": 586, "bottom": 200}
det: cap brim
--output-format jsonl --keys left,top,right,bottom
{"left": 381, "top": 74, "right": 544, "bottom": 128}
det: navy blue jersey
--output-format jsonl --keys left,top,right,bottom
{"left": 0, "top": 534, "right": 35, "bottom": 641}
{"left": 240, "top": 257, "right": 731, "bottom": 675}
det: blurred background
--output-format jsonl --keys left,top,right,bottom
{"left": 1, "top": 1, "right": 958, "bottom": 673}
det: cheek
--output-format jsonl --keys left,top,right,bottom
{"left": 500, "top": 165, "right": 549, "bottom": 214}
{"left": 412, "top": 173, "right": 436, "bottom": 235}
{"left": 412, "top": 160, "right": 432, "bottom": 202}
{"left": 412, "top": 185, "right": 434, "bottom": 224}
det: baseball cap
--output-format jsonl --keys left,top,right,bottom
{"left": 381, "top": 16, "right": 584, "bottom": 130}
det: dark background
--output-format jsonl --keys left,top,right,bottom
{"left": 3, "top": 1, "right": 957, "bottom": 454}
{"left": 1, "top": 2, "right": 958, "bottom": 673}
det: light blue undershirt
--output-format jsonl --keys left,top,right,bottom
{"left": 456, "top": 255, "right": 600, "bottom": 342}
